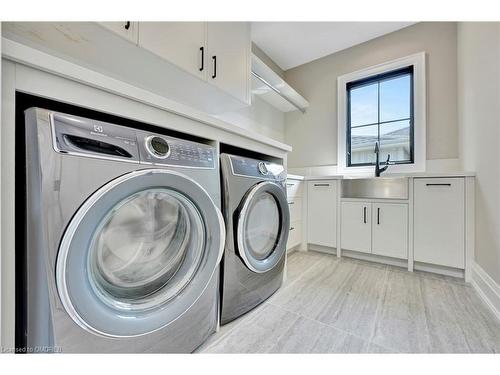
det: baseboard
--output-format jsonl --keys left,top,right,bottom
{"left": 471, "top": 262, "right": 500, "bottom": 322}
{"left": 341, "top": 249, "right": 408, "bottom": 269}
{"left": 308, "top": 244, "right": 337, "bottom": 255}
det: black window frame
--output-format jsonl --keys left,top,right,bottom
{"left": 346, "top": 65, "right": 415, "bottom": 167}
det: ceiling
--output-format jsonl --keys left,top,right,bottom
{"left": 251, "top": 22, "right": 416, "bottom": 70}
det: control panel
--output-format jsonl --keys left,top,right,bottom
{"left": 50, "top": 111, "right": 215, "bottom": 169}
{"left": 229, "top": 155, "right": 285, "bottom": 180}
{"left": 136, "top": 131, "right": 215, "bottom": 169}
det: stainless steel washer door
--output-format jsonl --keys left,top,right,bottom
{"left": 236, "top": 181, "right": 290, "bottom": 273}
{"left": 56, "top": 169, "right": 224, "bottom": 338}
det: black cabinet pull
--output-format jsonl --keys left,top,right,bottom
{"left": 363, "top": 207, "right": 367, "bottom": 224}
{"left": 286, "top": 183, "right": 294, "bottom": 187}
{"left": 199, "top": 47, "right": 204, "bottom": 71}
{"left": 426, "top": 183, "right": 451, "bottom": 187}
{"left": 124, "top": 22, "right": 131, "bottom": 30}
{"left": 212, "top": 56, "right": 217, "bottom": 79}
{"left": 290, "top": 227, "right": 295, "bottom": 231}
{"left": 288, "top": 201, "right": 295, "bottom": 205}
{"left": 313, "top": 183, "right": 330, "bottom": 187}
{"left": 377, "top": 207, "right": 380, "bottom": 225}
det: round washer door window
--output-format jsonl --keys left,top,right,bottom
{"left": 236, "top": 181, "right": 290, "bottom": 273}
{"left": 56, "top": 169, "right": 224, "bottom": 338}
{"left": 88, "top": 189, "right": 204, "bottom": 312}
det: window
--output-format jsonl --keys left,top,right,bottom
{"left": 347, "top": 66, "right": 414, "bottom": 167}
{"left": 337, "top": 52, "right": 426, "bottom": 175}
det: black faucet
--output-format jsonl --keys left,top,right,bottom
{"left": 374, "top": 141, "right": 391, "bottom": 177}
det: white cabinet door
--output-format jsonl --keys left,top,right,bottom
{"left": 372, "top": 203, "right": 408, "bottom": 259}
{"left": 288, "top": 197, "right": 302, "bottom": 223}
{"left": 341, "top": 202, "right": 371, "bottom": 253}
{"left": 206, "top": 22, "right": 250, "bottom": 104}
{"left": 414, "top": 178, "right": 465, "bottom": 268}
{"left": 287, "top": 221, "right": 302, "bottom": 251}
{"left": 286, "top": 180, "right": 303, "bottom": 198}
{"left": 138, "top": 22, "right": 206, "bottom": 80}
{"left": 98, "top": 22, "right": 139, "bottom": 44}
{"left": 307, "top": 181, "right": 337, "bottom": 248}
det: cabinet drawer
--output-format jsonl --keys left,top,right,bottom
{"left": 286, "top": 180, "right": 303, "bottom": 198}
{"left": 288, "top": 197, "right": 302, "bottom": 223}
{"left": 287, "top": 221, "right": 302, "bottom": 250}
{"left": 413, "top": 178, "right": 465, "bottom": 268}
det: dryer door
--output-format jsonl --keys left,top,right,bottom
{"left": 56, "top": 169, "right": 224, "bottom": 338}
{"left": 236, "top": 181, "right": 290, "bottom": 273}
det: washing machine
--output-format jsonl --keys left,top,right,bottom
{"left": 219, "top": 153, "right": 290, "bottom": 324}
{"left": 23, "top": 108, "right": 225, "bottom": 353}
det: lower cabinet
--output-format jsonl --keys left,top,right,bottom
{"left": 413, "top": 178, "right": 465, "bottom": 268}
{"left": 286, "top": 178, "right": 304, "bottom": 252}
{"left": 341, "top": 202, "right": 371, "bottom": 253}
{"left": 341, "top": 201, "right": 408, "bottom": 259}
{"left": 307, "top": 180, "right": 337, "bottom": 248}
{"left": 372, "top": 203, "right": 408, "bottom": 259}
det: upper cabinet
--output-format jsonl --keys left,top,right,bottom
{"left": 98, "top": 22, "right": 139, "bottom": 44}
{"left": 138, "top": 22, "right": 207, "bottom": 81}
{"left": 2, "top": 22, "right": 251, "bottom": 114}
{"left": 206, "top": 23, "right": 250, "bottom": 104}
{"left": 138, "top": 22, "right": 250, "bottom": 104}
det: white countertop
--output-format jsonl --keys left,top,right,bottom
{"left": 286, "top": 174, "right": 305, "bottom": 180}
{"left": 287, "top": 172, "right": 475, "bottom": 181}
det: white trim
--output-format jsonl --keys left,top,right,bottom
{"left": 471, "top": 262, "right": 500, "bottom": 322}
{"left": 1, "top": 37, "right": 291, "bottom": 153}
{"left": 337, "top": 52, "right": 427, "bottom": 176}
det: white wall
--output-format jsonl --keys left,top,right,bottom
{"left": 458, "top": 22, "right": 500, "bottom": 285}
{"left": 285, "top": 22, "right": 459, "bottom": 169}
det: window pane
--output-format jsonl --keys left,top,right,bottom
{"left": 350, "top": 83, "right": 378, "bottom": 126}
{"left": 379, "top": 120, "right": 411, "bottom": 163}
{"left": 380, "top": 74, "right": 411, "bottom": 122}
{"left": 350, "top": 125, "right": 377, "bottom": 165}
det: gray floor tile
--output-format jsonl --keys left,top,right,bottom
{"left": 200, "top": 251, "right": 500, "bottom": 354}
{"left": 269, "top": 316, "right": 368, "bottom": 353}
{"left": 203, "top": 303, "right": 299, "bottom": 353}
{"left": 371, "top": 268, "right": 432, "bottom": 352}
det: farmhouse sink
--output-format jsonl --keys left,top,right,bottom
{"left": 341, "top": 177, "right": 409, "bottom": 200}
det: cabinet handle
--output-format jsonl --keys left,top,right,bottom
{"left": 377, "top": 207, "right": 380, "bottom": 225}
{"left": 286, "top": 183, "right": 294, "bottom": 187}
{"left": 290, "top": 227, "right": 295, "bottom": 231}
{"left": 124, "top": 21, "right": 131, "bottom": 30}
{"left": 363, "top": 207, "right": 367, "bottom": 224}
{"left": 199, "top": 47, "right": 204, "bottom": 72}
{"left": 426, "top": 183, "right": 451, "bottom": 187}
{"left": 288, "top": 201, "right": 295, "bottom": 205}
{"left": 212, "top": 56, "right": 217, "bottom": 79}
{"left": 313, "top": 183, "right": 330, "bottom": 187}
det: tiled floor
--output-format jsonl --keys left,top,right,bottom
{"left": 198, "top": 251, "right": 500, "bottom": 353}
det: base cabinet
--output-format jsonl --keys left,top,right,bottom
{"left": 413, "top": 178, "right": 465, "bottom": 268}
{"left": 307, "top": 181, "right": 337, "bottom": 248}
{"left": 286, "top": 179, "right": 304, "bottom": 252}
{"left": 372, "top": 203, "right": 408, "bottom": 259}
{"left": 341, "top": 201, "right": 408, "bottom": 259}
{"left": 341, "top": 202, "right": 371, "bottom": 253}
